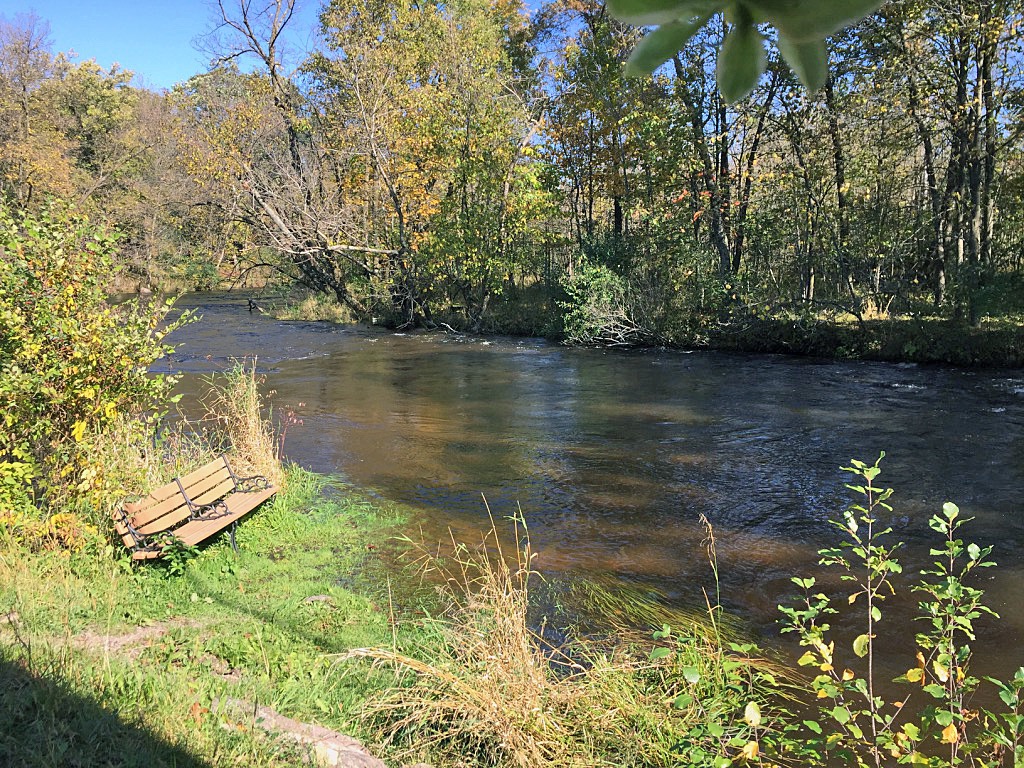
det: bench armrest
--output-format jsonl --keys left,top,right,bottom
{"left": 233, "top": 474, "right": 272, "bottom": 493}
{"left": 114, "top": 508, "right": 164, "bottom": 556}
{"left": 220, "top": 454, "right": 272, "bottom": 494}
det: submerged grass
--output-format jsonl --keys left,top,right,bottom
{"left": 345, "top": 510, "right": 792, "bottom": 768}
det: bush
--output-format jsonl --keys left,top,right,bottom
{"left": 777, "top": 455, "right": 1024, "bottom": 766}
{"left": 560, "top": 258, "right": 662, "bottom": 347}
{"left": 0, "top": 200, "right": 191, "bottom": 519}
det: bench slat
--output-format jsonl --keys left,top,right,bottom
{"left": 133, "top": 497, "right": 189, "bottom": 533}
{"left": 117, "top": 455, "right": 276, "bottom": 560}
{"left": 169, "top": 488, "right": 277, "bottom": 548}
{"left": 177, "top": 459, "right": 231, "bottom": 492}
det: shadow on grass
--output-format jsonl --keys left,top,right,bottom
{"left": 0, "top": 656, "right": 210, "bottom": 768}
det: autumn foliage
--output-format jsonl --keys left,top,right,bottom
{"left": 0, "top": 201, "right": 188, "bottom": 520}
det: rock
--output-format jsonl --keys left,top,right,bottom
{"left": 215, "top": 698, "right": 387, "bottom": 768}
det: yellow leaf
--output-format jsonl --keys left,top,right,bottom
{"left": 817, "top": 688, "right": 828, "bottom": 698}
{"left": 71, "top": 420, "right": 87, "bottom": 442}
{"left": 842, "top": 669, "right": 855, "bottom": 681}
{"left": 741, "top": 740, "right": 759, "bottom": 760}
{"left": 744, "top": 701, "right": 761, "bottom": 728}
{"left": 941, "top": 723, "right": 959, "bottom": 744}
{"left": 933, "top": 660, "right": 950, "bottom": 683}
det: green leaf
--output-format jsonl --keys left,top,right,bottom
{"left": 943, "top": 501, "right": 959, "bottom": 520}
{"left": 650, "top": 646, "right": 672, "bottom": 660}
{"left": 852, "top": 634, "right": 869, "bottom": 658}
{"left": 923, "top": 683, "right": 946, "bottom": 699}
{"left": 674, "top": 692, "right": 695, "bottom": 709}
{"left": 803, "top": 719, "right": 823, "bottom": 734}
{"left": 682, "top": 666, "right": 701, "bottom": 684}
{"left": 625, "top": 16, "right": 712, "bottom": 77}
{"left": 777, "top": 34, "right": 828, "bottom": 92}
{"left": 606, "top": 0, "right": 719, "bottom": 25}
{"left": 716, "top": 21, "right": 766, "bottom": 102}
{"left": 831, "top": 705, "right": 851, "bottom": 724}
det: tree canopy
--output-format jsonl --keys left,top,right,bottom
{"left": 1, "top": 0, "right": 1022, "bottom": 347}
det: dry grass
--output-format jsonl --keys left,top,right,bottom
{"left": 200, "top": 360, "right": 283, "bottom": 485}
{"left": 343, "top": 511, "right": 787, "bottom": 768}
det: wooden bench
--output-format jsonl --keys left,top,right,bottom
{"left": 113, "top": 455, "right": 278, "bottom": 561}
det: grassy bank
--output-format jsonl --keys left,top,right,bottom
{"left": 697, "top": 314, "right": 1024, "bottom": 367}
{"left": 0, "top": 468, "right": 413, "bottom": 766}
{"left": 0, "top": 473, "right": 792, "bottom": 767}
{"left": 266, "top": 285, "right": 1024, "bottom": 367}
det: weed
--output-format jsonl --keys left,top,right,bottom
{"left": 199, "top": 360, "right": 282, "bottom": 485}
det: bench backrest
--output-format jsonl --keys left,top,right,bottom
{"left": 114, "top": 456, "right": 238, "bottom": 547}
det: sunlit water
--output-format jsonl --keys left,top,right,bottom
{"left": 163, "top": 293, "right": 1024, "bottom": 680}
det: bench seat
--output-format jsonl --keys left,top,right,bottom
{"left": 114, "top": 455, "right": 277, "bottom": 560}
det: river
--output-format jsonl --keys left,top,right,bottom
{"left": 163, "top": 292, "right": 1024, "bottom": 679}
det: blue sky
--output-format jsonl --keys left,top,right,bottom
{"left": 2, "top": 0, "right": 322, "bottom": 90}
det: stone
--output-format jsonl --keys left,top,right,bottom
{"left": 214, "top": 698, "right": 387, "bottom": 768}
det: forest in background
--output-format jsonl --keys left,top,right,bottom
{"left": 2, "top": 0, "right": 1023, "bottom": 356}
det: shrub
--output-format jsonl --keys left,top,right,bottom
{"left": 560, "top": 258, "right": 659, "bottom": 347}
{"left": 0, "top": 200, "right": 191, "bottom": 520}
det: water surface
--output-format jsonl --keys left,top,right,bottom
{"left": 164, "top": 293, "right": 1024, "bottom": 677}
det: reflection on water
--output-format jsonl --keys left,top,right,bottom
{"left": 165, "top": 293, "right": 1024, "bottom": 676}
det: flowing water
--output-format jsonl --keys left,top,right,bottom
{"left": 164, "top": 293, "right": 1024, "bottom": 678}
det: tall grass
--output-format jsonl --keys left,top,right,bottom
{"left": 199, "top": 360, "right": 283, "bottom": 485}
{"left": 345, "top": 511, "right": 788, "bottom": 768}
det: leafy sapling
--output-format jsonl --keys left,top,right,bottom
{"left": 780, "top": 456, "right": 1020, "bottom": 766}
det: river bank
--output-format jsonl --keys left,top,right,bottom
{"left": 0, "top": 466, "right": 792, "bottom": 767}
{"left": 260, "top": 286, "right": 1024, "bottom": 367}
{"left": 0, "top": 469, "right": 416, "bottom": 766}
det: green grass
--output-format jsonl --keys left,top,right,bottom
{"left": 1, "top": 466, "right": 801, "bottom": 768}
{"left": 0, "top": 467, "right": 419, "bottom": 767}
